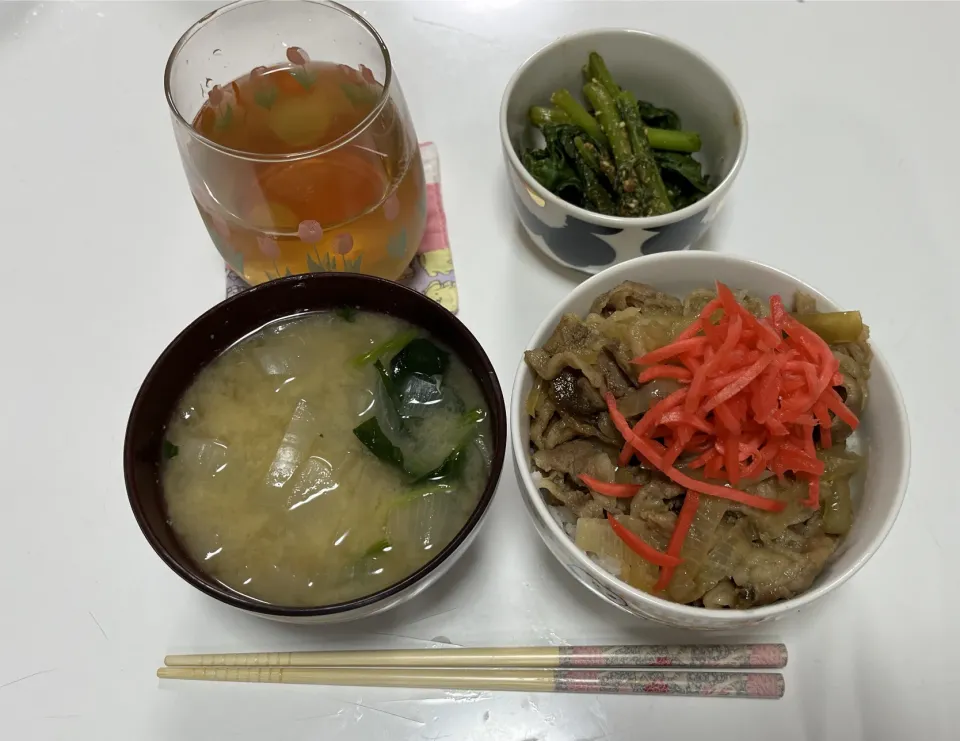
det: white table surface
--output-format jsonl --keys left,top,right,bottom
{"left": 1, "top": 1, "right": 957, "bottom": 738}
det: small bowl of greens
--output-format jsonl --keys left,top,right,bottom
{"left": 500, "top": 29, "right": 747, "bottom": 273}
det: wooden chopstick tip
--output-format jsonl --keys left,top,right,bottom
{"left": 164, "top": 655, "right": 195, "bottom": 667}
{"left": 158, "top": 667, "right": 207, "bottom": 680}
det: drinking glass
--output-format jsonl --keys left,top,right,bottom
{"left": 164, "top": 0, "right": 426, "bottom": 284}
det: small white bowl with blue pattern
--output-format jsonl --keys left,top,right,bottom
{"left": 500, "top": 28, "right": 747, "bottom": 273}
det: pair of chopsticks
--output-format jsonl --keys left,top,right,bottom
{"left": 158, "top": 643, "right": 786, "bottom": 699}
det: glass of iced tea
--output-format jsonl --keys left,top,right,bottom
{"left": 164, "top": 0, "right": 426, "bottom": 284}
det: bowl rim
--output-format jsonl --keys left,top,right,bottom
{"left": 499, "top": 27, "right": 749, "bottom": 229}
{"left": 124, "top": 272, "right": 507, "bottom": 617}
{"left": 510, "top": 251, "right": 911, "bottom": 623}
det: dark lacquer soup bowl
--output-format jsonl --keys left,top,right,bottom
{"left": 124, "top": 273, "right": 506, "bottom": 623}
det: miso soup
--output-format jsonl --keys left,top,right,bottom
{"left": 161, "top": 310, "right": 492, "bottom": 606}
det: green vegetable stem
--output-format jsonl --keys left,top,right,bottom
{"left": 616, "top": 90, "right": 673, "bottom": 217}
{"left": 583, "top": 81, "right": 642, "bottom": 216}
{"left": 644, "top": 128, "right": 701, "bottom": 153}
{"left": 549, "top": 89, "right": 608, "bottom": 148}
{"left": 528, "top": 105, "right": 572, "bottom": 128}
{"left": 587, "top": 52, "right": 620, "bottom": 97}
{"left": 563, "top": 133, "right": 617, "bottom": 215}
{"left": 574, "top": 136, "right": 616, "bottom": 188}
{"left": 573, "top": 135, "right": 601, "bottom": 171}
{"left": 536, "top": 103, "right": 699, "bottom": 153}
{"left": 582, "top": 83, "right": 632, "bottom": 180}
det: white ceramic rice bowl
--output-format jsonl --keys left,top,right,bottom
{"left": 511, "top": 252, "right": 910, "bottom": 629}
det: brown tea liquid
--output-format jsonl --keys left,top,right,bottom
{"left": 189, "top": 60, "right": 424, "bottom": 284}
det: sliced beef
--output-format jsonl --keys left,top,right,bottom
{"left": 529, "top": 396, "right": 556, "bottom": 451}
{"left": 597, "top": 350, "right": 634, "bottom": 396}
{"left": 595, "top": 412, "right": 619, "bottom": 441}
{"left": 525, "top": 311, "right": 603, "bottom": 373}
{"left": 532, "top": 439, "right": 617, "bottom": 483}
{"left": 543, "top": 313, "right": 605, "bottom": 355}
{"left": 557, "top": 412, "right": 617, "bottom": 445}
{"left": 546, "top": 369, "right": 605, "bottom": 416}
{"left": 538, "top": 472, "right": 606, "bottom": 519}
{"left": 589, "top": 281, "right": 683, "bottom": 317}
{"left": 735, "top": 478, "right": 813, "bottom": 541}
{"left": 642, "top": 476, "right": 686, "bottom": 501}
{"left": 525, "top": 348, "right": 605, "bottom": 389}
{"left": 731, "top": 534, "right": 837, "bottom": 607}
{"left": 682, "top": 288, "right": 717, "bottom": 317}
{"left": 542, "top": 417, "right": 578, "bottom": 449}
{"left": 702, "top": 579, "right": 738, "bottom": 609}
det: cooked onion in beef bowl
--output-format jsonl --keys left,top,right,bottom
{"left": 524, "top": 279, "right": 871, "bottom": 609}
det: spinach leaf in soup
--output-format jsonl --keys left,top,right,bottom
{"left": 353, "top": 330, "right": 484, "bottom": 486}
{"left": 415, "top": 446, "right": 466, "bottom": 485}
{"left": 390, "top": 338, "right": 454, "bottom": 416}
{"left": 353, "top": 417, "right": 406, "bottom": 469}
{"left": 354, "top": 337, "right": 454, "bottom": 471}
{"left": 390, "top": 338, "right": 450, "bottom": 384}
{"left": 335, "top": 306, "right": 358, "bottom": 322}
{"left": 352, "top": 329, "right": 417, "bottom": 368}
{"left": 362, "top": 538, "right": 392, "bottom": 558}
{"left": 412, "top": 407, "right": 487, "bottom": 485}
{"left": 373, "top": 359, "right": 403, "bottom": 412}
{"left": 460, "top": 407, "right": 486, "bottom": 426}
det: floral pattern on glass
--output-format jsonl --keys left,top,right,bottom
{"left": 297, "top": 220, "right": 324, "bottom": 243}
{"left": 334, "top": 233, "right": 354, "bottom": 255}
{"left": 257, "top": 235, "right": 281, "bottom": 258}
{"left": 286, "top": 46, "right": 309, "bottom": 66}
{"left": 383, "top": 193, "right": 400, "bottom": 221}
{"left": 386, "top": 228, "right": 407, "bottom": 259}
